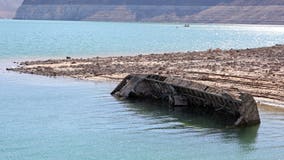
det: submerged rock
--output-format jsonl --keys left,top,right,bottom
{"left": 111, "top": 74, "right": 261, "bottom": 127}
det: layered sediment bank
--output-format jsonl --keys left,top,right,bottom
{"left": 15, "top": 0, "right": 284, "bottom": 24}
{"left": 7, "top": 45, "right": 284, "bottom": 107}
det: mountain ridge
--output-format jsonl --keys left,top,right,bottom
{"left": 15, "top": 0, "right": 284, "bottom": 24}
{"left": 0, "top": 0, "right": 23, "bottom": 18}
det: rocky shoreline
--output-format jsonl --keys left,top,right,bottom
{"left": 7, "top": 45, "right": 284, "bottom": 107}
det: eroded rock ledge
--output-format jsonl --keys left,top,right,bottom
{"left": 15, "top": 0, "right": 284, "bottom": 24}
{"left": 7, "top": 45, "right": 284, "bottom": 106}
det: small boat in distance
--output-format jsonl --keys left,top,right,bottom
{"left": 184, "top": 24, "right": 190, "bottom": 27}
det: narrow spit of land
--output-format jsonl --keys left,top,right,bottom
{"left": 7, "top": 45, "right": 284, "bottom": 107}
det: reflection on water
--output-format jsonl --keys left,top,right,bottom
{"left": 121, "top": 99, "right": 284, "bottom": 160}
{"left": 237, "top": 125, "right": 259, "bottom": 153}
{"left": 121, "top": 99, "right": 260, "bottom": 151}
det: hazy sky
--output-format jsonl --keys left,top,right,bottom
{"left": 0, "top": 0, "right": 24, "bottom": 18}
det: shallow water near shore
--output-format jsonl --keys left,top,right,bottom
{"left": 1, "top": 71, "right": 284, "bottom": 160}
{"left": 1, "top": 20, "right": 284, "bottom": 159}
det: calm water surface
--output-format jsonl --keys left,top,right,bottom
{"left": 1, "top": 20, "right": 284, "bottom": 59}
{"left": 0, "top": 20, "right": 284, "bottom": 160}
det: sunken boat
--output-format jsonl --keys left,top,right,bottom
{"left": 111, "top": 74, "right": 260, "bottom": 127}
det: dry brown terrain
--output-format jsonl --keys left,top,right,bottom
{"left": 7, "top": 45, "right": 284, "bottom": 107}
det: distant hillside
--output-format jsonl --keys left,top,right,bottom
{"left": 21, "top": 0, "right": 232, "bottom": 5}
{"left": 15, "top": 0, "right": 284, "bottom": 24}
{"left": 189, "top": 0, "right": 284, "bottom": 24}
{"left": 0, "top": 0, "right": 23, "bottom": 18}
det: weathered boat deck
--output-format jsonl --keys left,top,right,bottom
{"left": 111, "top": 74, "right": 261, "bottom": 127}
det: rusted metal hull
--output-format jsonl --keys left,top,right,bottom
{"left": 111, "top": 74, "right": 261, "bottom": 127}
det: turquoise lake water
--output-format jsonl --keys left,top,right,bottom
{"left": 1, "top": 20, "right": 284, "bottom": 160}
{"left": 1, "top": 20, "right": 284, "bottom": 59}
